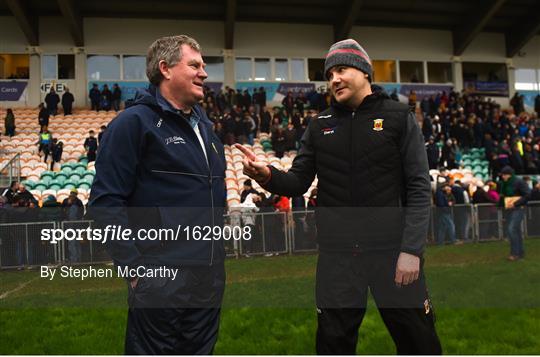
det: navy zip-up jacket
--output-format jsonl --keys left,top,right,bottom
{"left": 89, "top": 85, "right": 226, "bottom": 268}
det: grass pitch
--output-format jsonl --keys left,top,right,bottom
{"left": 1, "top": 239, "right": 539, "bottom": 354}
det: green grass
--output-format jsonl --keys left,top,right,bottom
{"left": 1, "top": 240, "right": 539, "bottom": 354}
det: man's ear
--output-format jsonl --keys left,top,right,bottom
{"left": 159, "top": 60, "right": 171, "bottom": 80}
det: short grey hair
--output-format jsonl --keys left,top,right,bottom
{"left": 146, "top": 35, "right": 202, "bottom": 86}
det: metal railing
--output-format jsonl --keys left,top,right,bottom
{"left": 1, "top": 203, "right": 539, "bottom": 269}
{"left": 0, "top": 153, "right": 21, "bottom": 188}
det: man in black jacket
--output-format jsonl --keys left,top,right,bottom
{"left": 45, "top": 88, "right": 60, "bottom": 116}
{"left": 61, "top": 87, "right": 75, "bottom": 115}
{"left": 236, "top": 39, "right": 441, "bottom": 354}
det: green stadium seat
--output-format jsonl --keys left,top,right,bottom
{"left": 49, "top": 184, "right": 62, "bottom": 191}
{"left": 21, "top": 180, "right": 37, "bottom": 189}
{"left": 80, "top": 177, "right": 94, "bottom": 186}
{"left": 78, "top": 183, "right": 91, "bottom": 190}
{"left": 40, "top": 171, "right": 55, "bottom": 179}
{"left": 63, "top": 183, "right": 76, "bottom": 190}
{"left": 61, "top": 166, "right": 73, "bottom": 174}
{"left": 74, "top": 166, "right": 86, "bottom": 175}
{"left": 34, "top": 184, "right": 47, "bottom": 191}
{"left": 56, "top": 171, "right": 68, "bottom": 180}
{"left": 40, "top": 177, "right": 52, "bottom": 186}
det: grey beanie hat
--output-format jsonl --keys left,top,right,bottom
{"left": 324, "top": 39, "right": 373, "bottom": 81}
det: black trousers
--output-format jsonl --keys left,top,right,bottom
{"left": 125, "top": 264, "right": 225, "bottom": 355}
{"left": 315, "top": 251, "right": 442, "bottom": 355}
{"left": 125, "top": 308, "right": 221, "bottom": 355}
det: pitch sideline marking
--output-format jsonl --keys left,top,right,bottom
{"left": 0, "top": 277, "right": 39, "bottom": 300}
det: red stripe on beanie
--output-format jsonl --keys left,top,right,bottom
{"left": 326, "top": 48, "right": 371, "bottom": 64}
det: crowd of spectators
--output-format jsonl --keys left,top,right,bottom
{"left": 418, "top": 90, "right": 540, "bottom": 176}
{"left": 88, "top": 83, "right": 123, "bottom": 112}
{"left": 200, "top": 86, "right": 334, "bottom": 157}
{"left": 0, "top": 181, "right": 85, "bottom": 265}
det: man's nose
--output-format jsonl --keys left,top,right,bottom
{"left": 330, "top": 75, "right": 341, "bottom": 87}
{"left": 199, "top": 68, "right": 208, "bottom": 80}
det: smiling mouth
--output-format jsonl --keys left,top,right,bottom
{"left": 335, "top": 87, "right": 346, "bottom": 95}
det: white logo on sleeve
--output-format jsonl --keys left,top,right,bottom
{"left": 165, "top": 136, "right": 186, "bottom": 145}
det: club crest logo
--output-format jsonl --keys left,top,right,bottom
{"left": 322, "top": 127, "right": 336, "bottom": 135}
{"left": 373, "top": 118, "right": 384, "bottom": 131}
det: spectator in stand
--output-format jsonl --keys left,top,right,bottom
{"left": 281, "top": 91, "right": 294, "bottom": 118}
{"left": 242, "top": 112, "right": 256, "bottom": 146}
{"left": 16, "top": 184, "right": 38, "bottom": 206}
{"left": 530, "top": 181, "right": 540, "bottom": 201}
{"left": 38, "top": 103, "right": 50, "bottom": 131}
{"left": 45, "top": 87, "right": 60, "bottom": 116}
{"left": 408, "top": 90, "right": 417, "bottom": 111}
{"left": 4, "top": 108, "right": 15, "bottom": 137}
{"left": 112, "top": 83, "right": 122, "bottom": 111}
{"left": 1, "top": 181, "right": 19, "bottom": 204}
{"left": 89, "top": 83, "right": 101, "bottom": 111}
{"left": 40, "top": 195, "right": 62, "bottom": 222}
{"left": 50, "top": 139, "right": 63, "bottom": 171}
{"left": 240, "top": 179, "right": 259, "bottom": 203}
{"left": 216, "top": 89, "right": 227, "bottom": 113}
{"left": 252, "top": 88, "right": 260, "bottom": 115}
{"left": 222, "top": 111, "right": 236, "bottom": 145}
{"left": 535, "top": 94, "right": 540, "bottom": 114}
{"left": 258, "top": 86, "right": 267, "bottom": 109}
{"left": 61, "top": 87, "right": 75, "bottom": 115}
{"left": 510, "top": 92, "right": 524, "bottom": 115}
{"left": 426, "top": 136, "right": 439, "bottom": 170}
{"left": 84, "top": 130, "right": 98, "bottom": 162}
{"left": 440, "top": 139, "right": 456, "bottom": 169}
{"left": 435, "top": 183, "right": 456, "bottom": 245}
{"left": 420, "top": 96, "right": 430, "bottom": 118}
{"left": 239, "top": 192, "right": 260, "bottom": 257}
{"left": 499, "top": 166, "right": 531, "bottom": 261}
{"left": 523, "top": 143, "right": 538, "bottom": 174}
{"left": 295, "top": 90, "right": 307, "bottom": 115}
{"left": 450, "top": 178, "right": 471, "bottom": 242}
{"left": 260, "top": 106, "right": 272, "bottom": 134}
{"left": 38, "top": 127, "right": 53, "bottom": 163}
{"left": 271, "top": 126, "right": 286, "bottom": 159}
{"left": 97, "top": 125, "right": 107, "bottom": 145}
{"left": 284, "top": 122, "right": 297, "bottom": 151}
{"left": 101, "top": 84, "right": 113, "bottom": 111}
{"left": 214, "top": 121, "right": 225, "bottom": 144}
{"left": 62, "top": 189, "right": 85, "bottom": 262}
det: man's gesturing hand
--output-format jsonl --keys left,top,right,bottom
{"left": 234, "top": 144, "right": 271, "bottom": 183}
{"left": 394, "top": 252, "right": 420, "bottom": 287}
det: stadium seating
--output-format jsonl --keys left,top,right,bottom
{"left": 0, "top": 108, "right": 114, "bottom": 205}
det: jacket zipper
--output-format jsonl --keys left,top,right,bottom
{"left": 350, "top": 111, "right": 355, "bottom": 206}
{"left": 151, "top": 169, "right": 222, "bottom": 180}
{"left": 151, "top": 169, "right": 208, "bottom": 177}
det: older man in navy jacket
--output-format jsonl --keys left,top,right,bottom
{"left": 89, "top": 35, "right": 226, "bottom": 355}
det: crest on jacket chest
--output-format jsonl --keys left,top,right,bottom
{"left": 373, "top": 118, "right": 384, "bottom": 131}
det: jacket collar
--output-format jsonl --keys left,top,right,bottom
{"left": 330, "top": 84, "right": 389, "bottom": 113}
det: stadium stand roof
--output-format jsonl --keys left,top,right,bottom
{"left": 0, "top": 0, "right": 538, "bottom": 57}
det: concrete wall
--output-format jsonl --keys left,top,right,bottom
{"left": 1, "top": 16, "right": 539, "bottom": 108}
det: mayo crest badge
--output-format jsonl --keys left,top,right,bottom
{"left": 373, "top": 118, "right": 384, "bottom": 131}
